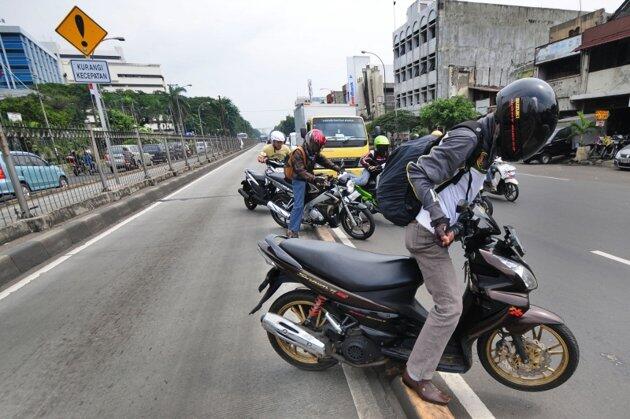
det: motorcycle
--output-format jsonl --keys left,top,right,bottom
{"left": 238, "top": 160, "right": 284, "bottom": 210}
{"left": 266, "top": 173, "right": 375, "bottom": 240}
{"left": 483, "top": 159, "right": 519, "bottom": 202}
{"left": 251, "top": 200, "right": 579, "bottom": 391}
{"left": 474, "top": 191, "right": 493, "bottom": 216}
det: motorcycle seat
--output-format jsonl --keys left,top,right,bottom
{"left": 279, "top": 239, "right": 422, "bottom": 292}
{"left": 267, "top": 172, "right": 292, "bottom": 189}
{"left": 245, "top": 169, "right": 267, "bottom": 183}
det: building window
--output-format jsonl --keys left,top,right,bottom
{"left": 395, "top": 71, "right": 400, "bottom": 83}
{"left": 413, "top": 61, "right": 420, "bottom": 77}
{"left": 401, "top": 68, "right": 406, "bottom": 82}
{"left": 428, "top": 53, "right": 436, "bottom": 72}
{"left": 117, "top": 73, "right": 164, "bottom": 79}
{"left": 413, "top": 32, "right": 420, "bottom": 48}
{"left": 428, "top": 84, "right": 436, "bottom": 101}
{"left": 420, "top": 58, "right": 427, "bottom": 75}
{"left": 400, "top": 42, "right": 406, "bottom": 55}
{"left": 421, "top": 88, "right": 427, "bottom": 104}
{"left": 407, "top": 37, "right": 413, "bottom": 51}
{"left": 421, "top": 28, "right": 427, "bottom": 44}
{"left": 406, "top": 65, "right": 413, "bottom": 80}
{"left": 414, "top": 89, "right": 420, "bottom": 104}
{"left": 428, "top": 23, "right": 436, "bottom": 40}
{"left": 538, "top": 55, "right": 580, "bottom": 80}
{"left": 589, "top": 39, "right": 630, "bottom": 72}
{"left": 396, "top": 95, "right": 401, "bottom": 108}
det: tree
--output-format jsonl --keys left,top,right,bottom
{"left": 366, "top": 110, "right": 419, "bottom": 135}
{"left": 107, "top": 109, "right": 135, "bottom": 131}
{"left": 418, "top": 96, "right": 478, "bottom": 132}
{"left": 570, "top": 111, "right": 596, "bottom": 146}
{"left": 274, "top": 115, "right": 295, "bottom": 136}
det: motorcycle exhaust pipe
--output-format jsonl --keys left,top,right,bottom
{"left": 267, "top": 201, "right": 291, "bottom": 219}
{"left": 261, "top": 312, "right": 327, "bottom": 357}
{"left": 238, "top": 188, "right": 250, "bottom": 200}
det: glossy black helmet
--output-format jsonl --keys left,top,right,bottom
{"left": 495, "top": 78, "right": 558, "bottom": 161}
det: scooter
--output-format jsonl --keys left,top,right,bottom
{"left": 251, "top": 200, "right": 579, "bottom": 392}
{"left": 238, "top": 160, "right": 284, "bottom": 210}
{"left": 483, "top": 158, "right": 519, "bottom": 202}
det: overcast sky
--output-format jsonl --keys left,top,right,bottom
{"left": 0, "top": 0, "right": 623, "bottom": 131}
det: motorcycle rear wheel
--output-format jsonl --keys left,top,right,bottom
{"left": 477, "top": 323, "right": 579, "bottom": 391}
{"left": 267, "top": 290, "right": 338, "bottom": 371}
{"left": 270, "top": 194, "right": 290, "bottom": 228}
{"left": 341, "top": 207, "right": 375, "bottom": 240}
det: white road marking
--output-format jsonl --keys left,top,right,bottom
{"left": 330, "top": 227, "right": 495, "bottom": 419}
{"left": 519, "top": 173, "right": 569, "bottom": 181}
{"left": 0, "top": 149, "right": 255, "bottom": 302}
{"left": 591, "top": 250, "right": 630, "bottom": 267}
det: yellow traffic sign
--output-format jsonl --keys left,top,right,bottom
{"left": 55, "top": 6, "right": 108, "bottom": 57}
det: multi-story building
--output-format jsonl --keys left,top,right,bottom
{"left": 357, "top": 65, "right": 395, "bottom": 119}
{"left": 535, "top": 1, "right": 630, "bottom": 134}
{"left": 393, "top": 0, "right": 577, "bottom": 113}
{"left": 43, "top": 43, "right": 167, "bottom": 94}
{"left": 0, "top": 26, "right": 63, "bottom": 94}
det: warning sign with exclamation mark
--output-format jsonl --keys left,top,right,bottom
{"left": 56, "top": 6, "right": 108, "bottom": 57}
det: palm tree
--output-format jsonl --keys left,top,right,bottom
{"left": 570, "top": 111, "right": 595, "bottom": 147}
{"left": 168, "top": 85, "right": 188, "bottom": 134}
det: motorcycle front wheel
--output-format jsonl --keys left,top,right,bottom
{"left": 340, "top": 206, "right": 375, "bottom": 240}
{"left": 481, "top": 195, "right": 494, "bottom": 215}
{"left": 504, "top": 183, "right": 519, "bottom": 202}
{"left": 477, "top": 324, "right": 579, "bottom": 392}
{"left": 267, "top": 290, "right": 338, "bottom": 371}
{"left": 270, "top": 193, "right": 291, "bottom": 228}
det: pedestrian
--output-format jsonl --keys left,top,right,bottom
{"left": 284, "top": 129, "right": 341, "bottom": 238}
{"left": 402, "top": 78, "right": 558, "bottom": 405}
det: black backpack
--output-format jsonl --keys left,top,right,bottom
{"left": 377, "top": 122, "right": 484, "bottom": 227}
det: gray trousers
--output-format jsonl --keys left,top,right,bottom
{"left": 405, "top": 221, "right": 463, "bottom": 381}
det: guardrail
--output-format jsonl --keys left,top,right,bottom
{"left": 0, "top": 123, "right": 252, "bottom": 230}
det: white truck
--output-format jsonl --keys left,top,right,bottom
{"left": 293, "top": 103, "right": 368, "bottom": 175}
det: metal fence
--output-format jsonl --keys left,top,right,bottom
{"left": 0, "top": 124, "right": 250, "bottom": 229}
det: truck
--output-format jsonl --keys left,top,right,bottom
{"left": 293, "top": 103, "right": 369, "bottom": 176}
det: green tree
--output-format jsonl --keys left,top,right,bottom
{"left": 366, "top": 110, "right": 419, "bottom": 135}
{"left": 570, "top": 111, "right": 596, "bottom": 146}
{"left": 273, "top": 115, "right": 295, "bottom": 135}
{"left": 107, "top": 109, "right": 135, "bottom": 131}
{"left": 418, "top": 96, "right": 478, "bottom": 132}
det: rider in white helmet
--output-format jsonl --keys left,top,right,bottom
{"left": 258, "top": 131, "right": 290, "bottom": 163}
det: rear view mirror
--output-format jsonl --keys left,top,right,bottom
{"left": 300, "top": 128, "right": 307, "bottom": 139}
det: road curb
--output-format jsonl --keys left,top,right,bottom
{"left": 0, "top": 147, "right": 253, "bottom": 289}
{"left": 313, "top": 225, "right": 454, "bottom": 419}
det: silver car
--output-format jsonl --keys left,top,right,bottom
{"left": 614, "top": 144, "right": 630, "bottom": 170}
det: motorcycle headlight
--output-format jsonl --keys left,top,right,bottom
{"left": 346, "top": 179, "right": 355, "bottom": 194}
{"left": 496, "top": 255, "right": 538, "bottom": 290}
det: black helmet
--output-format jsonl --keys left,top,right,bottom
{"left": 495, "top": 78, "right": 558, "bottom": 161}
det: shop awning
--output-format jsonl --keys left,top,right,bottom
{"left": 469, "top": 85, "right": 501, "bottom": 93}
{"left": 570, "top": 89, "right": 630, "bottom": 101}
{"left": 576, "top": 15, "right": 630, "bottom": 50}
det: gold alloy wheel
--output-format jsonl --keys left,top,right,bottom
{"left": 274, "top": 299, "right": 328, "bottom": 364}
{"left": 485, "top": 325, "right": 570, "bottom": 386}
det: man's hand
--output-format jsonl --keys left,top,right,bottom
{"left": 257, "top": 155, "right": 267, "bottom": 163}
{"left": 432, "top": 220, "right": 454, "bottom": 247}
{"left": 314, "top": 176, "right": 328, "bottom": 189}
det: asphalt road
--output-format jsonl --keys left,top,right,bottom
{"left": 343, "top": 162, "right": 630, "bottom": 418}
{"left": 0, "top": 147, "right": 375, "bottom": 418}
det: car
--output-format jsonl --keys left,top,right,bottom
{"left": 0, "top": 151, "right": 68, "bottom": 198}
{"left": 125, "top": 144, "right": 154, "bottom": 166}
{"left": 105, "top": 145, "right": 138, "bottom": 172}
{"left": 142, "top": 143, "right": 168, "bottom": 163}
{"left": 614, "top": 144, "right": 630, "bottom": 170}
{"left": 524, "top": 126, "right": 574, "bottom": 164}
{"left": 196, "top": 141, "right": 207, "bottom": 153}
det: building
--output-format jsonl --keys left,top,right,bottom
{"left": 392, "top": 0, "right": 578, "bottom": 113}
{"left": 534, "top": 1, "right": 630, "bottom": 134}
{"left": 346, "top": 56, "right": 370, "bottom": 105}
{"left": 325, "top": 90, "right": 345, "bottom": 104}
{"left": 0, "top": 26, "right": 63, "bottom": 94}
{"left": 44, "top": 43, "right": 167, "bottom": 94}
{"left": 356, "top": 65, "right": 395, "bottom": 119}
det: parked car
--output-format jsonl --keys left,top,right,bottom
{"left": 105, "top": 145, "right": 138, "bottom": 172}
{"left": 142, "top": 143, "right": 168, "bottom": 163}
{"left": 0, "top": 151, "right": 68, "bottom": 198}
{"left": 125, "top": 144, "right": 154, "bottom": 166}
{"left": 196, "top": 141, "right": 207, "bottom": 153}
{"left": 614, "top": 144, "right": 630, "bottom": 170}
{"left": 524, "top": 126, "right": 574, "bottom": 164}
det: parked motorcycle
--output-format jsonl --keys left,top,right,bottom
{"left": 266, "top": 174, "right": 375, "bottom": 240}
{"left": 484, "top": 158, "right": 519, "bottom": 202}
{"left": 251, "top": 200, "right": 579, "bottom": 391}
{"left": 238, "top": 160, "right": 284, "bottom": 210}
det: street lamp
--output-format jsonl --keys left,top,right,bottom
{"left": 103, "top": 37, "right": 125, "bottom": 42}
{"left": 361, "top": 50, "right": 390, "bottom": 116}
{"left": 197, "top": 101, "right": 212, "bottom": 136}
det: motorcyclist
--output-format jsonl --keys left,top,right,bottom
{"left": 403, "top": 78, "right": 558, "bottom": 405}
{"left": 431, "top": 129, "right": 443, "bottom": 137}
{"left": 352, "top": 135, "right": 390, "bottom": 186}
{"left": 286, "top": 129, "right": 342, "bottom": 238}
{"left": 258, "top": 130, "right": 290, "bottom": 164}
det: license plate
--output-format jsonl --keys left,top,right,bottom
{"left": 620, "top": 158, "right": 630, "bottom": 164}
{"left": 347, "top": 191, "right": 361, "bottom": 201}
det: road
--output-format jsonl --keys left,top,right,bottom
{"left": 1, "top": 147, "right": 628, "bottom": 417}
{"left": 0, "top": 147, "right": 381, "bottom": 418}
{"left": 339, "top": 162, "right": 630, "bottom": 418}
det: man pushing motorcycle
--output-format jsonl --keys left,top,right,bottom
{"left": 284, "top": 129, "right": 342, "bottom": 238}
{"left": 403, "top": 78, "right": 558, "bottom": 405}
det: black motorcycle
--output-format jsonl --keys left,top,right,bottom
{"left": 251, "top": 200, "right": 579, "bottom": 391}
{"left": 238, "top": 160, "right": 284, "bottom": 210}
{"left": 266, "top": 174, "right": 375, "bottom": 240}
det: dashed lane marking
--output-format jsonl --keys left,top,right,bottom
{"left": 591, "top": 250, "right": 630, "bottom": 267}
{"left": 519, "top": 173, "right": 570, "bottom": 181}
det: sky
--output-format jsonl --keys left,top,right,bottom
{"left": 0, "top": 0, "right": 624, "bottom": 131}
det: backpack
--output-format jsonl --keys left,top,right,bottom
{"left": 284, "top": 146, "right": 307, "bottom": 181}
{"left": 376, "top": 121, "right": 484, "bottom": 227}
